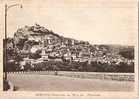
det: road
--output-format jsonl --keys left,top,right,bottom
{"left": 7, "top": 73, "right": 134, "bottom": 91}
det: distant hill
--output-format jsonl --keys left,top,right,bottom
{"left": 4, "top": 24, "right": 134, "bottom": 73}
{"left": 6, "top": 24, "right": 134, "bottom": 60}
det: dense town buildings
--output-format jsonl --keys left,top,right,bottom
{"left": 5, "top": 24, "right": 134, "bottom": 72}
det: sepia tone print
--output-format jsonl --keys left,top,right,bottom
{"left": 3, "top": 24, "right": 135, "bottom": 91}
{"left": 0, "top": 0, "right": 138, "bottom": 98}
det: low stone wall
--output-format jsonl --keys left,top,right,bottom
{"left": 7, "top": 71, "right": 135, "bottom": 81}
{"left": 58, "top": 71, "right": 135, "bottom": 81}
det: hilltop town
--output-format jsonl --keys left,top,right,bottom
{"left": 5, "top": 24, "right": 134, "bottom": 72}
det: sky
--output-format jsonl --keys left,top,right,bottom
{"left": 0, "top": 0, "right": 138, "bottom": 45}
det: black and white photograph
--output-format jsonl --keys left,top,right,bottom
{"left": 0, "top": 0, "right": 138, "bottom": 98}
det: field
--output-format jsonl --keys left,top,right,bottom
{"left": 7, "top": 71, "right": 134, "bottom": 91}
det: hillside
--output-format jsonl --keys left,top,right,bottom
{"left": 5, "top": 24, "right": 134, "bottom": 72}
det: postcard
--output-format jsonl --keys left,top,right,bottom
{"left": 0, "top": 0, "right": 138, "bottom": 99}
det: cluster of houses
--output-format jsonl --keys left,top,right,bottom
{"left": 6, "top": 24, "right": 134, "bottom": 69}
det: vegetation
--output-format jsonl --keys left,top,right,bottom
{"left": 119, "top": 47, "right": 134, "bottom": 59}
{"left": 5, "top": 60, "right": 134, "bottom": 73}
